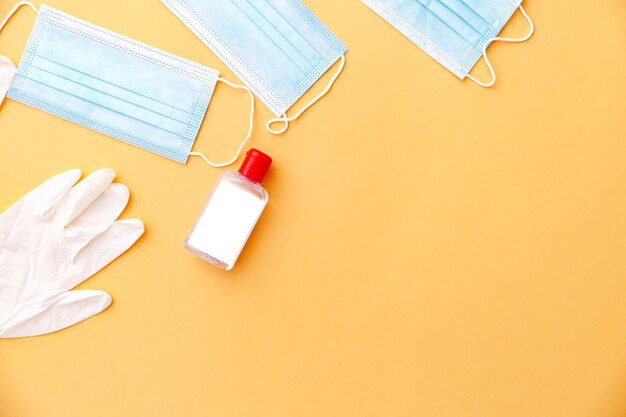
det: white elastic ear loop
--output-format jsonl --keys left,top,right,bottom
{"left": 266, "top": 54, "right": 346, "bottom": 135}
{"left": 189, "top": 77, "right": 255, "bottom": 168}
{"left": 0, "top": 1, "right": 39, "bottom": 32}
{"left": 466, "top": 5, "right": 534, "bottom": 88}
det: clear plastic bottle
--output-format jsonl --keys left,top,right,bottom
{"left": 184, "top": 149, "right": 272, "bottom": 270}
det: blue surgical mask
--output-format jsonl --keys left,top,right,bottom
{"left": 361, "top": 0, "right": 534, "bottom": 87}
{"left": 160, "top": 0, "right": 348, "bottom": 134}
{"left": 0, "top": 3, "right": 254, "bottom": 167}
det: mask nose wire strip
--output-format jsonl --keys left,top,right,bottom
{"left": 266, "top": 54, "right": 346, "bottom": 135}
{"left": 189, "top": 77, "right": 255, "bottom": 168}
{"left": 466, "top": 5, "right": 534, "bottom": 88}
{"left": 0, "top": 1, "right": 39, "bottom": 32}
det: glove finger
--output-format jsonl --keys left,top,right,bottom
{"left": 0, "top": 290, "right": 111, "bottom": 338}
{"left": 68, "top": 183, "right": 129, "bottom": 232}
{"left": 0, "top": 169, "right": 81, "bottom": 242}
{"left": 50, "top": 168, "right": 116, "bottom": 227}
{"left": 67, "top": 218, "right": 144, "bottom": 289}
{"left": 0, "top": 55, "right": 17, "bottom": 107}
{"left": 0, "top": 169, "right": 81, "bottom": 223}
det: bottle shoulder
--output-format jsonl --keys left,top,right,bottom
{"left": 218, "top": 171, "right": 268, "bottom": 201}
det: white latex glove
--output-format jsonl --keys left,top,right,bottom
{"left": 0, "top": 56, "right": 16, "bottom": 106}
{"left": 0, "top": 169, "right": 144, "bottom": 338}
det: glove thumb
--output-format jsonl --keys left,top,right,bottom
{"left": 0, "top": 290, "right": 111, "bottom": 338}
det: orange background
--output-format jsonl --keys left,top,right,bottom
{"left": 1, "top": 1, "right": 625, "bottom": 416}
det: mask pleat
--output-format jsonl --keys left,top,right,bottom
{"left": 412, "top": 0, "right": 482, "bottom": 47}
{"left": 31, "top": 56, "right": 192, "bottom": 126}
{"left": 436, "top": 0, "right": 490, "bottom": 35}
{"left": 229, "top": 1, "right": 309, "bottom": 74}
{"left": 457, "top": 0, "right": 502, "bottom": 26}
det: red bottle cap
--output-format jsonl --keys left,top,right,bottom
{"left": 238, "top": 149, "right": 272, "bottom": 184}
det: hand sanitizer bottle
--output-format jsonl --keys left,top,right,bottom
{"left": 185, "top": 149, "right": 272, "bottom": 270}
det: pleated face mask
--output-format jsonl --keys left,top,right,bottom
{"left": 0, "top": 2, "right": 254, "bottom": 167}
{"left": 361, "top": 0, "right": 534, "bottom": 87}
{"left": 160, "top": 0, "right": 348, "bottom": 134}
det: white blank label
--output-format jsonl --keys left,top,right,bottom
{"left": 187, "top": 180, "right": 266, "bottom": 266}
